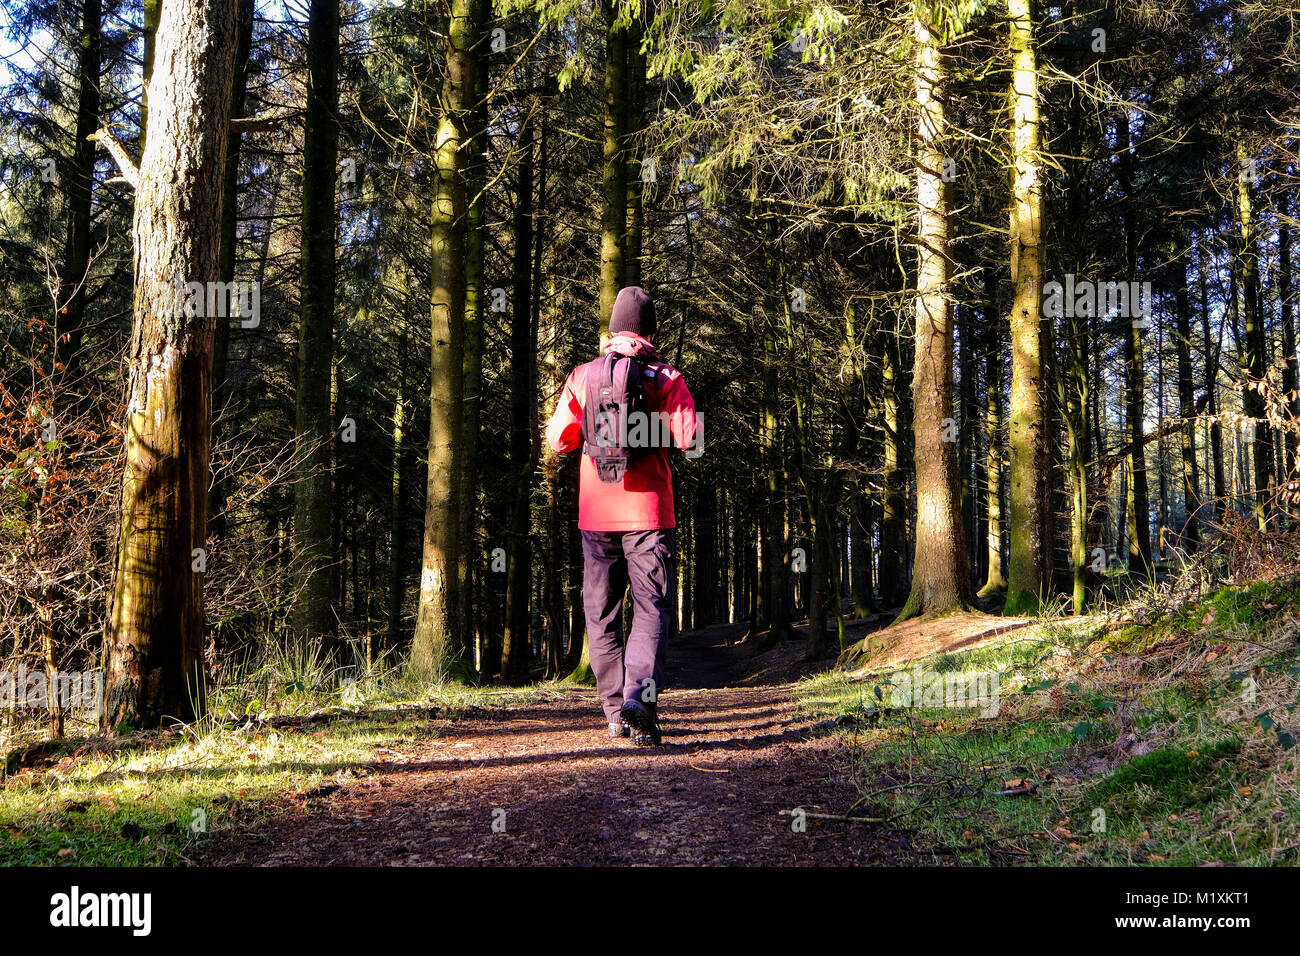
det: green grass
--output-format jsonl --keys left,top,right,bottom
{"left": 798, "top": 581, "right": 1300, "bottom": 865}
{"left": 0, "top": 682, "right": 560, "bottom": 866}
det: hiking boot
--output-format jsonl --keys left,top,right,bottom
{"left": 629, "top": 723, "right": 661, "bottom": 747}
{"left": 607, "top": 720, "right": 630, "bottom": 739}
{"left": 620, "top": 699, "right": 662, "bottom": 747}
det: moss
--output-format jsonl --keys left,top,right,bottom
{"left": 1002, "top": 589, "right": 1040, "bottom": 617}
{"left": 1089, "top": 738, "right": 1240, "bottom": 809}
{"left": 932, "top": 653, "right": 961, "bottom": 673}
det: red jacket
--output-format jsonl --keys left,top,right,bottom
{"left": 545, "top": 333, "right": 697, "bottom": 531}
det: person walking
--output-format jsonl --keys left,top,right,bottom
{"left": 544, "top": 286, "right": 698, "bottom": 746}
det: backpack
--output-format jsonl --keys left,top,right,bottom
{"left": 581, "top": 351, "right": 651, "bottom": 483}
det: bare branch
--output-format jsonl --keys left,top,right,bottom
{"left": 86, "top": 129, "right": 139, "bottom": 189}
{"left": 231, "top": 109, "right": 300, "bottom": 133}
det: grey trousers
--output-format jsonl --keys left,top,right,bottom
{"left": 580, "top": 529, "right": 675, "bottom": 722}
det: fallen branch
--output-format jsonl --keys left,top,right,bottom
{"left": 779, "top": 809, "right": 888, "bottom": 824}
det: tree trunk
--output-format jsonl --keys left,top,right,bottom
{"left": 458, "top": 0, "right": 491, "bottom": 668}
{"left": 1200, "top": 243, "right": 1226, "bottom": 516}
{"left": 1174, "top": 259, "right": 1201, "bottom": 546}
{"left": 694, "top": 482, "right": 716, "bottom": 627}
{"left": 806, "top": 501, "right": 829, "bottom": 659}
{"left": 842, "top": 300, "right": 876, "bottom": 616}
{"left": 292, "top": 0, "right": 340, "bottom": 646}
{"left": 1117, "top": 115, "right": 1151, "bottom": 577}
{"left": 55, "top": 0, "right": 102, "bottom": 373}
{"left": 899, "top": 8, "right": 970, "bottom": 620}
{"left": 412, "top": 0, "right": 477, "bottom": 677}
{"left": 1063, "top": 300, "right": 1089, "bottom": 612}
{"left": 502, "top": 108, "right": 536, "bottom": 685}
{"left": 979, "top": 269, "right": 1007, "bottom": 595}
{"left": 1005, "top": 0, "right": 1047, "bottom": 615}
{"left": 599, "top": 0, "right": 628, "bottom": 334}
{"left": 1238, "top": 145, "right": 1271, "bottom": 529}
{"left": 140, "top": 0, "right": 162, "bottom": 150}
{"left": 623, "top": 11, "right": 646, "bottom": 288}
{"left": 1281, "top": 192, "right": 1298, "bottom": 496}
{"left": 878, "top": 307, "right": 907, "bottom": 606}
{"left": 102, "top": 0, "right": 238, "bottom": 731}
{"left": 959, "top": 303, "right": 977, "bottom": 588}
{"left": 387, "top": 282, "right": 409, "bottom": 651}
{"left": 209, "top": 0, "right": 254, "bottom": 542}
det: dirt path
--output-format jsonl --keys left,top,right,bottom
{"left": 199, "top": 626, "right": 917, "bottom": 865}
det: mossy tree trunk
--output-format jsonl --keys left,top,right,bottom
{"left": 412, "top": 0, "right": 476, "bottom": 678}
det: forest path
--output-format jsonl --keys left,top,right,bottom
{"left": 198, "top": 625, "right": 916, "bottom": 865}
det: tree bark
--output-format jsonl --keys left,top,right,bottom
{"left": 1005, "top": 0, "right": 1048, "bottom": 615}
{"left": 878, "top": 306, "right": 907, "bottom": 606}
{"left": 1116, "top": 114, "right": 1151, "bottom": 577}
{"left": 102, "top": 0, "right": 238, "bottom": 731}
{"left": 292, "top": 0, "right": 340, "bottom": 646}
{"left": 412, "top": 0, "right": 475, "bottom": 677}
{"left": 979, "top": 269, "right": 1007, "bottom": 595}
{"left": 458, "top": 0, "right": 491, "bottom": 667}
{"left": 899, "top": 7, "right": 970, "bottom": 620}
{"left": 502, "top": 108, "right": 536, "bottom": 685}
{"left": 210, "top": 0, "right": 254, "bottom": 541}
{"left": 1174, "top": 257, "right": 1201, "bottom": 546}
{"left": 599, "top": 0, "right": 628, "bottom": 334}
{"left": 1199, "top": 242, "right": 1226, "bottom": 516}
{"left": 623, "top": 10, "right": 646, "bottom": 288}
{"left": 55, "top": 0, "right": 102, "bottom": 373}
{"left": 958, "top": 302, "right": 978, "bottom": 587}
{"left": 387, "top": 273, "right": 409, "bottom": 651}
{"left": 1238, "top": 145, "right": 1271, "bottom": 529}
{"left": 140, "top": 0, "right": 163, "bottom": 151}
{"left": 1281, "top": 191, "right": 1298, "bottom": 496}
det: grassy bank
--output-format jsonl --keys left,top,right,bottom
{"left": 798, "top": 578, "right": 1300, "bottom": 865}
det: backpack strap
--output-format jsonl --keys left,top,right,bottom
{"left": 581, "top": 353, "right": 620, "bottom": 459}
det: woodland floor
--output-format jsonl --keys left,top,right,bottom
{"left": 195, "top": 621, "right": 923, "bottom": 866}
